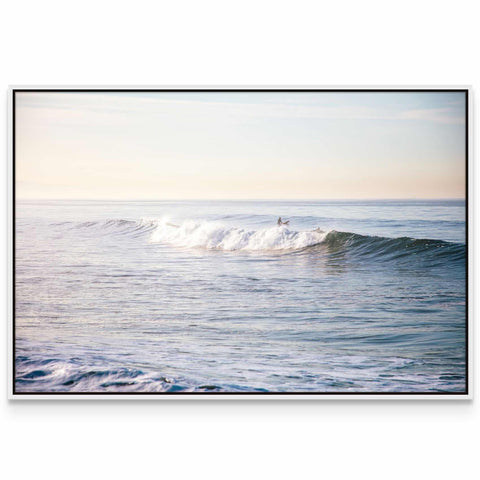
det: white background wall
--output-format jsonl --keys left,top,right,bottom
{"left": 1, "top": 1, "right": 478, "bottom": 479}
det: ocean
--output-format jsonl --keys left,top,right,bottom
{"left": 14, "top": 199, "right": 467, "bottom": 393}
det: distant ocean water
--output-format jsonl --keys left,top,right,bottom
{"left": 15, "top": 199, "right": 467, "bottom": 393}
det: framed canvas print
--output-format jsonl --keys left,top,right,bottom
{"left": 8, "top": 87, "right": 471, "bottom": 399}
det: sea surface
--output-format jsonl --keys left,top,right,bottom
{"left": 15, "top": 199, "right": 467, "bottom": 393}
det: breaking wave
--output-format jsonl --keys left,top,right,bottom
{"left": 149, "top": 220, "right": 328, "bottom": 250}
{"left": 72, "top": 218, "right": 465, "bottom": 262}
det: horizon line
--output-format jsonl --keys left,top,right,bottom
{"left": 15, "top": 197, "right": 466, "bottom": 202}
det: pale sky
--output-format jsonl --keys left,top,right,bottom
{"left": 15, "top": 91, "right": 466, "bottom": 199}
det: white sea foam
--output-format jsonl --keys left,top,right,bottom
{"left": 147, "top": 218, "right": 328, "bottom": 251}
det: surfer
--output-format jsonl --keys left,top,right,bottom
{"left": 277, "top": 217, "right": 289, "bottom": 226}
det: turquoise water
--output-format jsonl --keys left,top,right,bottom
{"left": 15, "top": 199, "right": 467, "bottom": 393}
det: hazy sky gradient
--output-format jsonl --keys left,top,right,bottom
{"left": 15, "top": 91, "right": 466, "bottom": 199}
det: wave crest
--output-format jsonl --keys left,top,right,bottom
{"left": 149, "top": 220, "right": 328, "bottom": 251}
{"left": 71, "top": 218, "right": 465, "bottom": 261}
